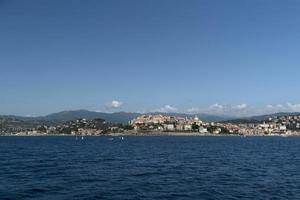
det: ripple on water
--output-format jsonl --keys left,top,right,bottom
{"left": 0, "top": 136, "right": 300, "bottom": 200}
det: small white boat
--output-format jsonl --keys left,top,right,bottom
{"left": 81, "top": 136, "right": 84, "bottom": 140}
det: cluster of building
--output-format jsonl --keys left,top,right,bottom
{"left": 3, "top": 114, "right": 300, "bottom": 136}
{"left": 129, "top": 114, "right": 300, "bottom": 135}
{"left": 221, "top": 115, "right": 300, "bottom": 135}
{"left": 0, "top": 117, "right": 41, "bottom": 134}
{"left": 129, "top": 115, "right": 210, "bottom": 133}
{"left": 7, "top": 118, "right": 126, "bottom": 136}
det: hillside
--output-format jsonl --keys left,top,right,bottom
{"left": 39, "top": 110, "right": 233, "bottom": 123}
{"left": 223, "top": 112, "right": 300, "bottom": 124}
{"left": 1, "top": 110, "right": 233, "bottom": 125}
{"left": 37, "top": 110, "right": 140, "bottom": 124}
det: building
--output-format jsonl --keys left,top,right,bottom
{"left": 199, "top": 126, "right": 208, "bottom": 133}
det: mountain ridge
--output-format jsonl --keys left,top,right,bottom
{"left": 1, "top": 110, "right": 300, "bottom": 124}
{"left": 0, "top": 110, "right": 233, "bottom": 124}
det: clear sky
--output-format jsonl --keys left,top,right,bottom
{"left": 1, "top": 0, "right": 300, "bottom": 116}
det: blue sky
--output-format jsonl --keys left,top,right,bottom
{"left": 1, "top": 0, "right": 300, "bottom": 116}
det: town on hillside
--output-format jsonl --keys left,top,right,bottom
{"left": 1, "top": 114, "right": 300, "bottom": 136}
{"left": 129, "top": 114, "right": 300, "bottom": 135}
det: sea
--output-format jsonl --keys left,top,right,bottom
{"left": 0, "top": 136, "right": 300, "bottom": 200}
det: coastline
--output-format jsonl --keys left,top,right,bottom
{"left": 1, "top": 132, "right": 299, "bottom": 137}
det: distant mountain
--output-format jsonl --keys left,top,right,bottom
{"left": 36, "top": 110, "right": 233, "bottom": 123}
{"left": 247, "top": 112, "right": 300, "bottom": 121}
{"left": 0, "top": 110, "right": 240, "bottom": 124}
{"left": 223, "top": 112, "right": 300, "bottom": 124}
{"left": 2, "top": 110, "right": 300, "bottom": 126}
{"left": 37, "top": 110, "right": 141, "bottom": 124}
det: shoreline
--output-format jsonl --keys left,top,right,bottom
{"left": 1, "top": 132, "right": 299, "bottom": 137}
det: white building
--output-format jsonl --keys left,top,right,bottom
{"left": 279, "top": 125, "right": 287, "bottom": 131}
{"left": 164, "top": 124, "right": 175, "bottom": 131}
{"left": 199, "top": 126, "right": 208, "bottom": 133}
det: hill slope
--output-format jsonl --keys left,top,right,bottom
{"left": 2, "top": 110, "right": 300, "bottom": 125}
{"left": 37, "top": 110, "right": 140, "bottom": 124}
{"left": 39, "top": 110, "right": 233, "bottom": 123}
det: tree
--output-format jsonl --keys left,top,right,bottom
{"left": 192, "top": 123, "right": 199, "bottom": 131}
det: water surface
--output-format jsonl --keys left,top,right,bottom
{"left": 0, "top": 136, "right": 300, "bottom": 199}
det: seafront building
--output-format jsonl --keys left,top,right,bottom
{"left": 2, "top": 114, "right": 300, "bottom": 136}
{"left": 129, "top": 114, "right": 300, "bottom": 135}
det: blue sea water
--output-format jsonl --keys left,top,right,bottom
{"left": 0, "top": 136, "right": 300, "bottom": 200}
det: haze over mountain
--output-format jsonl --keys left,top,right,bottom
{"left": 1, "top": 110, "right": 300, "bottom": 125}
{"left": 0, "top": 110, "right": 233, "bottom": 124}
{"left": 37, "top": 110, "right": 233, "bottom": 123}
{"left": 37, "top": 110, "right": 140, "bottom": 124}
{"left": 245, "top": 112, "right": 300, "bottom": 121}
